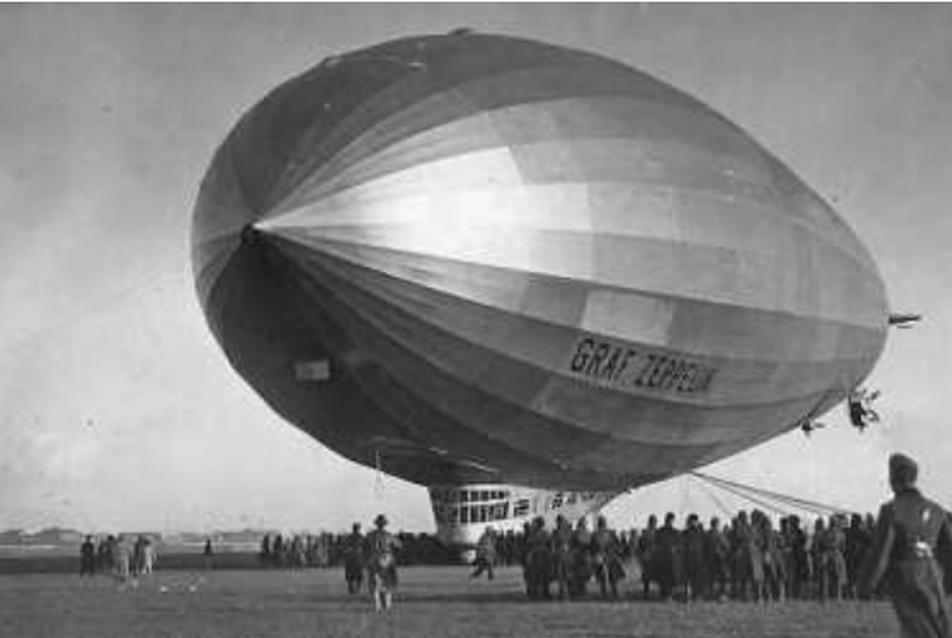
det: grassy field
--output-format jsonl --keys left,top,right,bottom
{"left": 0, "top": 566, "right": 898, "bottom": 638}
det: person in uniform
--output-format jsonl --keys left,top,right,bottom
{"left": 591, "top": 516, "right": 625, "bottom": 598}
{"left": 730, "top": 512, "right": 754, "bottom": 601}
{"left": 342, "top": 523, "right": 366, "bottom": 594}
{"left": 550, "top": 515, "right": 574, "bottom": 600}
{"left": 114, "top": 535, "right": 131, "bottom": 586}
{"left": 471, "top": 527, "right": 497, "bottom": 580}
{"left": 524, "top": 517, "right": 551, "bottom": 600}
{"left": 787, "top": 516, "right": 809, "bottom": 600}
{"left": 569, "top": 517, "right": 593, "bottom": 598}
{"left": 140, "top": 536, "right": 156, "bottom": 575}
{"left": 203, "top": 537, "right": 214, "bottom": 570}
{"left": 365, "top": 514, "right": 402, "bottom": 612}
{"left": 133, "top": 536, "right": 146, "bottom": 578}
{"left": 846, "top": 513, "right": 872, "bottom": 598}
{"left": 655, "top": 512, "right": 682, "bottom": 600}
{"left": 683, "top": 514, "right": 707, "bottom": 601}
{"left": 97, "top": 535, "right": 114, "bottom": 574}
{"left": 859, "top": 453, "right": 952, "bottom": 638}
{"left": 706, "top": 517, "right": 731, "bottom": 600}
{"left": 637, "top": 515, "right": 658, "bottom": 599}
{"left": 811, "top": 517, "right": 832, "bottom": 600}
{"left": 748, "top": 510, "right": 767, "bottom": 603}
{"left": 80, "top": 535, "right": 97, "bottom": 577}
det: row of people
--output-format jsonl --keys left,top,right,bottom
{"left": 259, "top": 533, "right": 334, "bottom": 569}
{"left": 79, "top": 534, "right": 156, "bottom": 583}
{"left": 259, "top": 529, "right": 454, "bottom": 569}
{"left": 521, "top": 515, "right": 626, "bottom": 600}
{"left": 634, "top": 510, "right": 876, "bottom": 602}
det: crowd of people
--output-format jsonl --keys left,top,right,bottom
{"left": 257, "top": 529, "right": 453, "bottom": 570}
{"left": 258, "top": 532, "right": 336, "bottom": 569}
{"left": 511, "top": 509, "right": 884, "bottom": 603}
{"left": 73, "top": 509, "right": 898, "bottom": 604}
{"left": 70, "top": 454, "right": 950, "bottom": 636}
{"left": 79, "top": 534, "right": 157, "bottom": 585}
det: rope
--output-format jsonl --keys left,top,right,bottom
{"left": 373, "top": 449, "right": 384, "bottom": 499}
{"left": 693, "top": 473, "right": 831, "bottom": 516}
{"left": 694, "top": 474, "right": 790, "bottom": 517}
{"left": 690, "top": 475, "right": 735, "bottom": 519}
{"left": 692, "top": 471, "right": 854, "bottom": 516}
{"left": 693, "top": 473, "right": 825, "bottom": 515}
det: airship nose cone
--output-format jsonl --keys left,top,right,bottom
{"left": 239, "top": 223, "right": 260, "bottom": 246}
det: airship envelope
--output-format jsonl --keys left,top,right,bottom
{"left": 192, "top": 33, "right": 889, "bottom": 491}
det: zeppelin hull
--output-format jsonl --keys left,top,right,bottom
{"left": 192, "top": 33, "right": 889, "bottom": 490}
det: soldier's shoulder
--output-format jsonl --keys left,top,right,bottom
{"left": 921, "top": 493, "right": 948, "bottom": 510}
{"left": 922, "top": 496, "right": 951, "bottom": 521}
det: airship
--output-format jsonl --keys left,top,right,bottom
{"left": 191, "top": 32, "right": 890, "bottom": 546}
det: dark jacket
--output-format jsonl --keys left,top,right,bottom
{"left": 859, "top": 488, "right": 952, "bottom": 638}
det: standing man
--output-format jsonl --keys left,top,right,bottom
{"left": 114, "top": 535, "right": 131, "bottom": 586}
{"left": 80, "top": 535, "right": 97, "bottom": 577}
{"left": 859, "top": 453, "right": 952, "bottom": 638}
{"left": 682, "top": 514, "right": 707, "bottom": 601}
{"left": 655, "top": 512, "right": 681, "bottom": 600}
{"left": 203, "top": 537, "right": 214, "bottom": 570}
{"left": 549, "top": 515, "right": 574, "bottom": 600}
{"left": 706, "top": 517, "right": 731, "bottom": 600}
{"left": 592, "top": 516, "right": 625, "bottom": 598}
{"left": 140, "top": 537, "right": 156, "bottom": 576}
{"left": 366, "top": 514, "right": 402, "bottom": 612}
{"left": 343, "top": 523, "right": 366, "bottom": 594}
{"left": 637, "top": 515, "right": 658, "bottom": 599}
{"left": 523, "top": 517, "right": 551, "bottom": 600}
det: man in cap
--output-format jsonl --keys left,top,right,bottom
{"left": 365, "top": 514, "right": 402, "bottom": 612}
{"left": 859, "top": 453, "right": 952, "bottom": 637}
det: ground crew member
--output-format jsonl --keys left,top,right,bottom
{"left": 366, "top": 514, "right": 402, "bottom": 612}
{"left": 114, "top": 535, "right": 131, "bottom": 585}
{"left": 97, "top": 535, "right": 114, "bottom": 574}
{"left": 342, "top": 523, "right": 365, "bottom": 594}
{"left": 471, "top": 527, "right": 497, "bottom": 580}
{"left": 550, "top": 515, "right": 574, "bottom": 600}
{"left": 683, "top": 514, "right": 707, "bottom": 601}
{"left": 524, "top": 518, "right": 551, "bottom": 600}
{"left": 592, "top": 516, "right": 625, "bottom": 598}
{"left": 140, "top": 537, "right": 156, "bottom": 575}
{"left": 570, "top": 517, "right": 593, "bottom": 598}
{"left": 638, "top": 515, "right": 658, "bottom": 598}
{"left": 859, "top": 453, "right": 952, "bottom": 638}
{"left": 203, "top": 537, "right": 214, "bottom": 570}
{"left": 655, "top": 512, "right": 681, "bottom": 600}
{"left": 730, "top": 512, "right": 754, "bottom": 601}
{"left": 80, "top": 535, "right": 96, "bottom": 577}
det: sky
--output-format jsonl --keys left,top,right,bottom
{"left": 0, "top": 3, "right": 950, "bottom": 535}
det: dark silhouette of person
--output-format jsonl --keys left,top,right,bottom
{"left": 859, "top": 453, "right": 952, "bottom": 637}
{"left": 203, "top": 537, "right": 214, "bottom": 570}
{"left": 80, "top": 535, "right": 96, "bottom": 577}
{"left": 343, "top": 523, "right": 366, "bottom": 594}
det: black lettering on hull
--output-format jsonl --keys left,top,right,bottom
{"left": 566, "top": 334, "right": 718, "bottom": 395}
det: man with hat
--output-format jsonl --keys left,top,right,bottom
{"left": 859, "top": 453, "right": 952, "bottom": 637}
{"left": 365, "top": 514, "right": 402, "bottom": 612}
